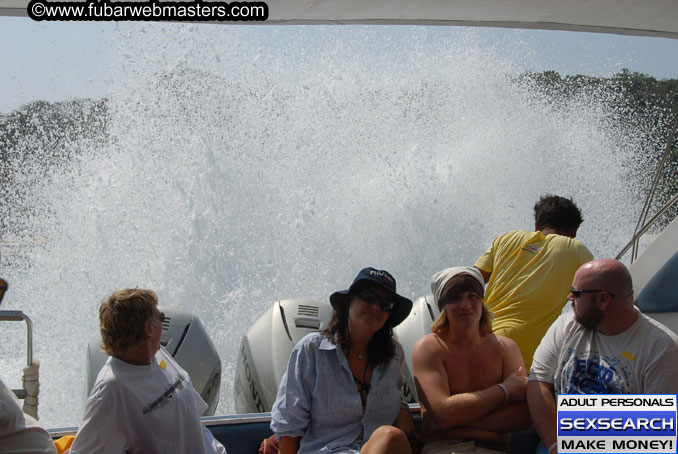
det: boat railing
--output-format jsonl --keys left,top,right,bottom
{"left": 616, "top": 114, "right": 678, "bottom": 263}
{"left": 199, "top": 403, "right": 423, "bottom": 427}
{"left": 0, "top": 309, "right": 34, "bottom": 399}
{"left": 615, "top": 192, "right": 678, "bottom": 263}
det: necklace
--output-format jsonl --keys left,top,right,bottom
{"left": 346, "top": 345, "right": 370, "bottom": 406}
{"left": 347, "top": 344, "right": 366, "bottom": 361}
{"left": 352, "top": 362, "right": 371, "bottom": 407}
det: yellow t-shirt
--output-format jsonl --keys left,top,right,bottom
{"left": 474, "top": 230, "right": 593, "bottom": 370}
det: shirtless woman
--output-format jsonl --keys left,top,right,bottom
{"left": 412, "top": 267, "right": 530, "bottom": 453}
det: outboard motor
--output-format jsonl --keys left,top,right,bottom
{"left": 235, "top": 298, "right": 425, "bottom": 413}
{"left": 392, "top": 295, "right": 438, "bottom": 401}
{"left": 86, "top": 306, "right": 221, "bottom": 415}
{"left": 234, "top": 299, "right": 331, "bottom": 413}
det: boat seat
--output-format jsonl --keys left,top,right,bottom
{"left": 53, "top": 410, "right": 536, "bottom": 453}
{"left": 206, "top": 410, "right": 430, "bottom": 454}
{"left": 206, "top": 415, "right": 273, "bottom": 454}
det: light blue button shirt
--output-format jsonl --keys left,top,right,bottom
{"left": 270, "top": 332, "right": 404, "bottom": 454}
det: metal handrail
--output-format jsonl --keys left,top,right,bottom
{"left": 0, "top": 310, "right": 34, "bottom": 399}
{"left": 633, "top": 115, "right": 678, "bottom": 239}
{"left": 616, "top": 192, "right": 678, "bottom": 262}
{"left": 618, "top": 111, "right": 678, "bottom": 263}
{"left": 200, "top": 403, "right": 422, "bottom": 427}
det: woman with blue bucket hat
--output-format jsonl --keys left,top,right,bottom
{"left": 269, "top": 267, "right": 415, "bottom": 454}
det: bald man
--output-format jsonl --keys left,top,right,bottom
{"left": 527, "top": 259, "right": 678, "bottom": 454}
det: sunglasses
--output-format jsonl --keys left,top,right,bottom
{"left": 570, "top": 287, "right": 615, "bottom": 298}
{"left": 357, "top": 290, "right": 395, "bottom": 313}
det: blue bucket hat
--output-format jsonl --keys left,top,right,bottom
{"left": 330, "top": 267, "right": 413, "bottom": 327}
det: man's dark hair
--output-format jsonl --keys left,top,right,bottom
{"left": 533, "top": 194, "right": 584, "bottom": 233}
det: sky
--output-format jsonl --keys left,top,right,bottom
{"left": 1, "top": 16, "right": 678, "bottom": 113}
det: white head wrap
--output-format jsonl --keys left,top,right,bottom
{"left": 430, "top": 266, "right": 485, "bottom": 309}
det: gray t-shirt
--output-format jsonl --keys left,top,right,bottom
{"left": 529, "top": 309, "right": 678, "bottom": 395}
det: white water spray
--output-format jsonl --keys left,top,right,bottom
{"left": 1, "top": 24, "right": 651, "bottom": 427}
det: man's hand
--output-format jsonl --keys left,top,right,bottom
{"left": 395, "top": 407, "right": 420, "bottom": 450}
{"left": 502, "top": 366, "right": 528, "bottom": 401}
{"left": 258, "top": 434, "right": 279, "bottom": 454}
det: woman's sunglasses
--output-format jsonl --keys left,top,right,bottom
{"left": 357, "top": 290, "right": 395, "bottom": 313}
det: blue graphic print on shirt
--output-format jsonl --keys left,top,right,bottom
{"left": 562, "top": 350, "right": 630, "bottom": 394}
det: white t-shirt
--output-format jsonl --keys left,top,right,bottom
{"left": 70, "top": 348, "right": 226, "bottom": 454}
{"left": 0, "top": 378, "right": 56, "bottom": 454}
{"left": 530, "top": 309, "right": 678, "bottom": 395}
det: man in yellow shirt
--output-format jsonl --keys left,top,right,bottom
{"left": 474, "top": 195, "right": 593, "bottom": 370}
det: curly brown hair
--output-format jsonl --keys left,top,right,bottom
{"left": 534, "top": 194, "right": 584, "bottom": 233}
{"left": 99, "top": 289, "right": 158, "bottom": 357}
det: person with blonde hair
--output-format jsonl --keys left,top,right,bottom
{"left": 412, "top": 267, "right": 530, "bottom": 454}
{"left": 69, "top": 289, "right": 226, "bottom": 454}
